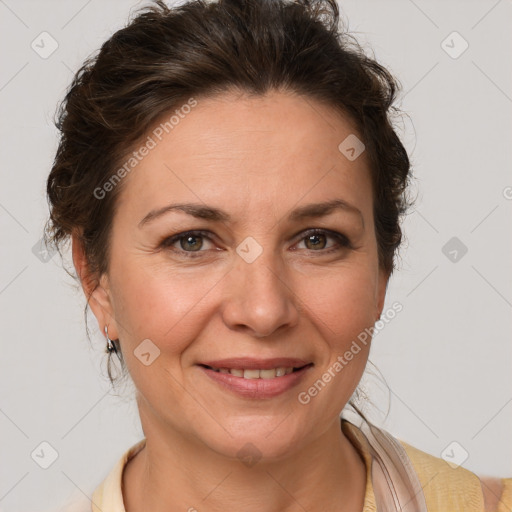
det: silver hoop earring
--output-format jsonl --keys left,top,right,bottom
{"left": 104, "top": 325, "right": 117, "bottom": 354}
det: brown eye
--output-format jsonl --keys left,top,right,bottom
{"left": 295, "top": 229, "right": 351, "bottom": 254}
{"left": 304, "top": 233, "right": 327, "bottom": 250}
{"left": 180, "top": 234, "right": 203, "bottom": 251}
{"left": 159, "top": 230, "right": 215, "bottom": 257}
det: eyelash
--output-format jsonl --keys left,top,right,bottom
{"left": 159, "top": 229, "right": 352, "bottom": 259}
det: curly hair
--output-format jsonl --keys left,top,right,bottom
{"left": 44, "top": 0, "right": 414, "bottom": 388}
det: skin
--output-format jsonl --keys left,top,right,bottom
{"left": 73, "top": 89, "right": 390, "bottom": 512}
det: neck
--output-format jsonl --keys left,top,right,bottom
{"left": 123, "top": 414, "right": 366, "bottom": 512}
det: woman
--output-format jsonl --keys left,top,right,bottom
{"left": 44, "top": 0, "right": 511, "bottom": 510}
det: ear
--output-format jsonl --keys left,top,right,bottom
{"left": 375, "top": 267, "right": 390, "bottom": 322}
{"left": 71, "top": 231, "right": 119, "bottom": 340}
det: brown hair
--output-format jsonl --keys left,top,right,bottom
{"left": 44, "top": 0, "right": 413, "bottom": 389}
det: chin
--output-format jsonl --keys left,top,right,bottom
{"left": 197, "top": 418, "right": 308, "bottom": 463}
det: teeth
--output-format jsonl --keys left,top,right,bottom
{"left": 259, "top": 369, "right": 277, "bottom": 379}
{"left": 210, "top": 366, "right": 299, "bottom": 378}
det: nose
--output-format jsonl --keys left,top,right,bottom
{"left": 221, "top": 252, "right": 300, "bottom": 338}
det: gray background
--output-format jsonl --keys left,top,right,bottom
{"left": 0, "top": 0, "right": 511, "bottom": 510}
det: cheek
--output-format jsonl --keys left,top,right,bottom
{"left": 108, "top": 262, "right": 229, "bottom": 415}
{"left": 295, "top": 264, "right": 378, "bottom": 343}
{"left": 293, "top": 270, "right": 376, "bottom": 415}
{"left": 110, "top": 258, "right": 227, "bottom": 359}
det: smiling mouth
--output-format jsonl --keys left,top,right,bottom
{"left": 198, "top": 363, "right": 312, "bottom": 379}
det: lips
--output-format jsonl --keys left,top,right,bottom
{"left": 200, "top": 366, "right": 307, "bottom": 379}
{"left": 198, "top": 357, "right": 311, "bottom": 371}
{"left": 197, "top": 359, "right": 314, "bottom": 399}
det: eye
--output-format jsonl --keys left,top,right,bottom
{"left": 159, "top": 230, "right": 216, "bottom": 257}
{"left": 159, "top": 228, "right": 352, "bottom": 259}
{"left": 295, "top": 228, "right": 351, "bottom": 253}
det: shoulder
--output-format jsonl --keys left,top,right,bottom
{"left": 398, "top": 438, "right": 512, "bottom": 512}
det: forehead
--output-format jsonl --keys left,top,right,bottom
{"left": 115, "top": 89, "right": 373, "bottom": 224}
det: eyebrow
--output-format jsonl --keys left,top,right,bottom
{"left": 138, "top": 199, "right": 364, "bottom": 229}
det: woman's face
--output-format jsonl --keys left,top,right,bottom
{"left": 81, "top": 89, "right": 389, "bottom": 459}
